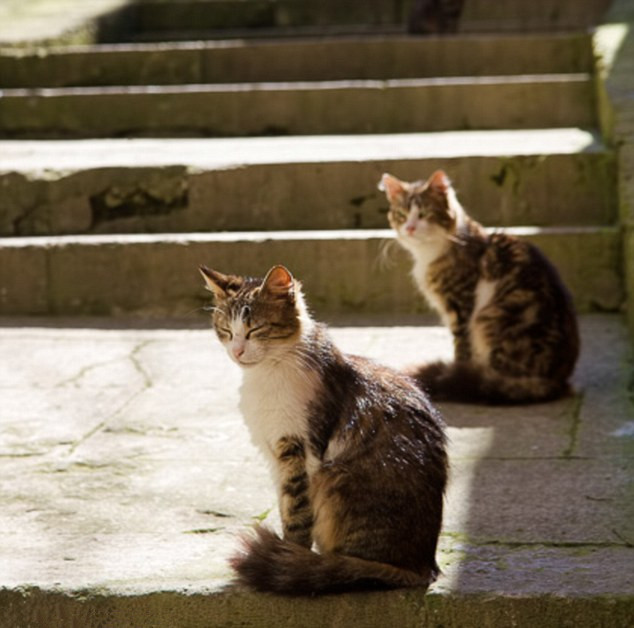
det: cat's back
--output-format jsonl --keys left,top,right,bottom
{"left": 483, "top": 232, "right": 576, "bottom": 310}
{"left": 478, "top": 232, "right": 580, "bottom": 375}
{"left": 314, "top": 352, "right": 448, "bottom": 544}
{"left": 337, "top": 353, "right": 447, "bottom": 448}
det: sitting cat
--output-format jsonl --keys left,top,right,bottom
{"left": 200, "top": 264, "right": 448, "bottom": 595}
{"left": 379, "top": 170, "right": 580, "bottom": 404}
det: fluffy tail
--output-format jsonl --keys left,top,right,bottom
{"left": 230, "top": 526, "right": 435, "bottom": 595}
{"left": 408, "top": 361, "right": 571, "bottom": 405}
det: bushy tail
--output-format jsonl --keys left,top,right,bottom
{"left": 230, "top": 526, "right": 435, "bottom": 595}
{"left": 408, "top": 361, "right": 570, "bottom": 405}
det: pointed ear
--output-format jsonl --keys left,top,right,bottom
{"left": 378, "top": 173, "right": 407, "bottom": 203}
{"left": 261, "top": 265, "right": 294, "bottom": 299}
{"left": 199, "top": 265, "right": 230, "bottom": 299}
{"left": 427, "top": 170, "right": 451, "bottom": 195}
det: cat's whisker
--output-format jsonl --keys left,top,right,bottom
{"left": 183, "top": 305, "right": 215, "bottom": 317}
{"left": 376, "top": 238, "right": 399, "bottom": 271}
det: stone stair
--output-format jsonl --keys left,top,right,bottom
{"left": 1, "top": 2, "right": 633, "bottom": 627}
{"left": 120, "top": 0, "right": 615, "bottom": 41}
{"left": 0, "top": 2, "right": 625, "bottom": 320}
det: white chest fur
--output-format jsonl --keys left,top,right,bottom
{"left": 405, "top": 239, "right": 451, "bottom": 324}
{"left": 239, "top": 353, "right": 320, "bottom": 468}
{"left": 469, "top": 278, "right": 497, "bottom": 364}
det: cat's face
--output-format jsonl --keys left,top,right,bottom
{"left": 199, "top": 265, "right": 302, "bottom": 367}
{"left": 379, "top": 170, "right": 457, "bottom": 243}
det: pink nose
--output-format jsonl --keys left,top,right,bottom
{"left": 405, "top": 223, "right": 416, "bottom": 235}
{"left": 233, "top": 346, "right": 245, "bottom": 359}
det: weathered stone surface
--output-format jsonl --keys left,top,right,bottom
{"left": 0, "top": 75, "right": 595, "bottom": 139}
{"left": 0, "top": 227, "right": 624, "bottom": 317}
{"left": 443, "top": 397, "right": 577, "bottom": 460}
{"left": 0, "top": 241, "right": 49, "bottom": 314}
{"left": 1, "top": 587, "right": 632, "bottom": 628}
{"left": 0, "top": 130, "right": 616, "bottom": 236}
{"left": 444, "top": 456, "right": 634, "bottom": 544}
{"left": 459, "top": 0, "right": 613, "bottom": 33}
{"left": 435, "top": 540, "right": 634, "bottom": 596}
{"left": 625, "top": 227, "right": 634, "bottom": 340}
{"left": 133, "top": 0, "right": 614, "bottom": 36}
{"left": 0, "top": 33, "right": 593, "bottom": 88}
{"left": 0, "top": 315, "right": 631, "bottom": 626}
{"left": 0, "top": 0, "right": 630, "bottom": 625}
{"left": 594, "top": 0, "right": 634, "bottom": 341}
{"left": 525, "top": 226, "right": 624, "bottom": 312}
{"left": 134, "top": 0, "right": 409, "bottom": 33}
{"left": 0, "top": 0, "right": 130, "bottom": 47}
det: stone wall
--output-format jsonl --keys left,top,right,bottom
{"left": 595, "top": 0, "right": 634, "bottom": 341}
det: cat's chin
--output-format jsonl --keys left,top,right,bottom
{"left": 397, "top": 233, "right": 438, "bottom": 248}
{"left": 235, "top": 358, "right": 262, "bottom": 368}
{"left": 225, "top": 353, "right": 263, "bottom": 367}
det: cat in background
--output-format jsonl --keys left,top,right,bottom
{"left": 200, "top": 264, "right": 448, "bottom": 595}
{"left": 379, "top": 170, "right": 579, "bottom": 404}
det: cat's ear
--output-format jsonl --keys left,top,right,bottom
{"left": 261, "top": 265, "right": 294, "bottom": 299}
{"left": 428, "top": 170, "right": 451, "bottom": 196}
{"left": 379, "top": 173, "right": 407, "bottom": 203}
{"left": 199, "top": 265, "right": 231, "bottom": 299}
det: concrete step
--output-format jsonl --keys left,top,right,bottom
{"left": 126, "top": 0, "right": 613, "bottom": 39}
{"left": 0, "top": 314, "right": 632, "bottom": 626}
{"left": 0, "top": 74, "right": 595, "bottom": 139}
{"left": 0, "top": 0, "right": 132, "bottom": 48}
{"left": 132, "top": 0, "right": 411, "bottom": 34}
{"left": 129, "top": 24, "right": 410, "bottom": 43}
{"left": 0, "top": 227, "right": 623, "bottom": 318}
{"left": 458, "top": 0, "right": 614, "bottom": 33}
{"left": 0, "top": 33, "right": 594, "bottom": 88}
{"left": 0, "top": 130, "right": 615, "bottom": 236}
{"left": 0, "top": 0, "right": 615, "bottom": 47}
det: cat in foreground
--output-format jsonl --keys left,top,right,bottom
{"left": 379, "top": 170, "right": 580, "bottom": 404}
{"left": 200, "top": 264, "right": 448, "bottom": 595}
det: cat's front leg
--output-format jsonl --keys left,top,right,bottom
{"left": 445, "top": 308, "right": 472, "bottom": 362}
{"left": 274, "top": 435, "right": 313, "bottom": 548}
{"left": 452, "top": 322, "right": 472, "bottom": 362}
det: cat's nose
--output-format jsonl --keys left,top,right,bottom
{"left": 405, "top": 223, "right": 416, "bottom": 235}
{"left": 233, "top": 345, "right": 245, "bottom": 359}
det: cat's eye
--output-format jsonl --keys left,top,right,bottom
{"left": 411, "top": 202, "right": 428, "bottom": 219}
{"left": 218, "top": 327, "right": 233, "bottom": 339}
{"left": 390, "top": 207, "right": 408, "bottom": 223}
{"left": 246, "top": 325, "right": 267, "bottom": 339}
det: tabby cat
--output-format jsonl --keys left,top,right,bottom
{"left": 379, "top": 170, "right": 580, "bottom": 404}
{"left": 200, "top": 264, "right": 448, "bottom": 595}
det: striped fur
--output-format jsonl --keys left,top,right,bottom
{"left": 379, "top": 171, "right": 580, "bottom": 405}
{"left": 200, "top": 265, "right": 448, "bottom": 595}
{"left": 230, "top": 527, "right": 431, "bottom": 595}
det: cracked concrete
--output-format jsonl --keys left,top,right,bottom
{"left": 0, "top": 314, "right": 632, "bottom": 626}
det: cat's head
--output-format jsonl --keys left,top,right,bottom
{"left": 379, "top": 170, "right": 462, "bottom": 244}
{"left": 199, "top": 264, "right": 309, "bottom": 368}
